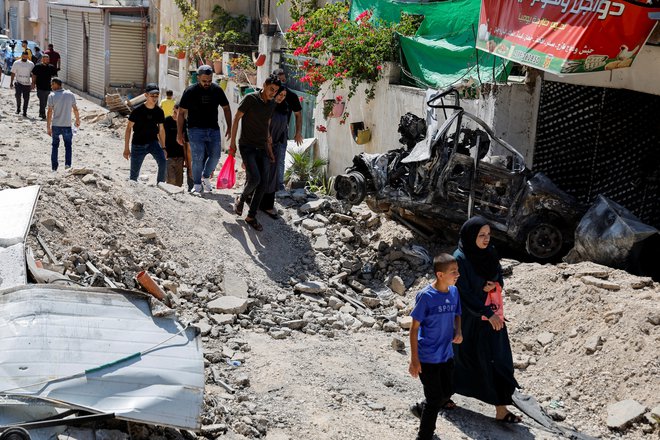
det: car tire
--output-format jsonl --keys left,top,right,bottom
{"left": 525, "top": 221, "right": 564, "bottom": 261}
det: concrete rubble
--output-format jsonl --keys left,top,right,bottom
{"left": 0, "top": 154, "right": 657, "bottom": 439}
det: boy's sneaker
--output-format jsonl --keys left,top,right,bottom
{"left": 201, "top": 177, "right": 213, "bottom": 193}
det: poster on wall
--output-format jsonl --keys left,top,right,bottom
{"left": 476, "top": 0, "right": 660, "bottom": 74}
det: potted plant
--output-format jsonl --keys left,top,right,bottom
{"left": 229, "top": 54, "right": 257, "bottom": 84}
{"left": 285, "top": 149, "right": 328, "bottom": 189}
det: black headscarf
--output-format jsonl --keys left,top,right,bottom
{"left": 458, "top": 216, "right": 500, "bottom": 280}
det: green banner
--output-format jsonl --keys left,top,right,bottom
{"left": 350, "top": 0, "right": 510, "bottom": 88}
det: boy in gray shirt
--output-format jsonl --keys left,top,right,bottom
{"left": 47, "top": 78, "right": 80, "bottom": 171}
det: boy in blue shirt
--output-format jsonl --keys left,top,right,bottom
{"left": 409, "top": 253, "right": 462, "bottom": 440}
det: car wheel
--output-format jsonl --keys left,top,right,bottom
{"left": 525, "top": 222, "right": 564, "bottom": 261}
{"left": 334, "top": 171, "right": 366, "bottom": 205}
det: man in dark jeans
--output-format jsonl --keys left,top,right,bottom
{"left": 47, "top": 78, "right": 80, "bottom": 172}
{"left": 229, "top": 74, "right": 281, "bottom": 232}
{"left": 9, "top": 51, "right": 34, "bottom": 117}
{"left": 177, "top": 65, "right": 232, "bottom": 195}
{"left": 31, "top": 54, "right": 58, "bottom": 119}
{"left": 123, "top": 83, "right": 167, "bottom": 184}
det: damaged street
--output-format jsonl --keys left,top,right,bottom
{"left": 0, "top": 86, "right": 658, "bottom": 440}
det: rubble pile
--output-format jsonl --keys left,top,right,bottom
{"left": 20, "top": 170, "right": 658, "bottom": 439}
{"left": 0, "top": 87, "right": 656, "bottom": 438}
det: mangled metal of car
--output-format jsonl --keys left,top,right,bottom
{"left": 335, "top": 88, "right": 585, "bottom": 261}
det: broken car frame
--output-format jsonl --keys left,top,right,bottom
{"left": 335, "top": 88, "right": 585, "bottom": 261}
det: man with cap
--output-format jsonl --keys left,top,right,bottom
{"left": 177, "top": 64, "right": 232, "bottom": 195}
{"left": 47, "top": 77, "right": 80, "bottom": 171}
{"left": 272, "top": 68, "right": 303, "bottom": 190}
{"left": 124, "top": 83, "right": 167, "bottom": 184}
{"left": 31, "top": 53, "right": 59, "bottom": 119}
{"left": 10, "top": 51, "right": 34, "bottom": 117}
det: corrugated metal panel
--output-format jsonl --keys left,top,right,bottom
{"left": 67, "top": 11, "right": 85, "bottom": 90}
{"left": 109, "top": 16, "right": 145, "bottom": 87}
{"left": 0, "top": 285, "right": 204, "bottom": 430}
{"left": 87, "top": 12, "right": 105, "bottom": 98}
{"left": 49, "top": 11, "right": 67, "bottom": 82}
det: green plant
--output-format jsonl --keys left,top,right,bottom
{"left": 211, "top": 6, "right": 251, "bottom": 45}
{"left": 277, "top": 0, "right": 318, "bottom": 21}
{"left": 166, "top": 0, "right": 221, "bottom": 66}
{"left": 285, "top": 150, "right": 328, "bottom": 185}
{"left": 228, "top": 54, "right": 256, "bottom": 83}
{"left": 284, "top": 2, "right": 420, "bottom": 103}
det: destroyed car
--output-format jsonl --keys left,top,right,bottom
{"left": 335, "top": 88, "right": 585, "bottom": 261}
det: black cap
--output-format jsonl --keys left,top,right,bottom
{"left": 145, "top": 83, "right": 159, "bottom": 93}
{"left": 197, "top": 64, "right": 213, "bottom": 75}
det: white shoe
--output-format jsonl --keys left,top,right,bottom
{"left": 190, "top": 184, "right": 203, "bottom": 196}
{"left": 201, "top": 177, "right": 213, "bottom": 193}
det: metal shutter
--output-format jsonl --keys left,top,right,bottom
{"left": 66, "top": 11, "right": 84, "bottom": 90}
{"left": 49, "top": 9, "right": 67, "bottom": 82}
{"left": 109, "top": 15, "right": 146, "bottom": 87}
{"left": 86, "top": 12, "right": 105, "bottom": 98}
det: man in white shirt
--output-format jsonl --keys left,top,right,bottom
{"left": 10, "top": 51, "right": 35, "bottom": 117}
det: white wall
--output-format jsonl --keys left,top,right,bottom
{"left": 316, "top": 72, "right": 540, "bottom": 176}
{"left": 545, "top": 45, "right": 660, "bottom": 98}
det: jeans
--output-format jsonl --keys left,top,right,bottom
{"left": 15, "top": 83, "right": 30, "bottom": 114}
{"left": 417, "top": 359, "right": 454, "bottom": 440}
{"left": 273, "top": 142, "right": 287, "bottom": 191}
{"left": 239, "top": 144, "right": 270, "bottom": 218}
{"left": 129, "top": 140, "right": 167, "bottom": 183}
{"left": 51, "top": 126, "right": 73, "bottom": 170}
{"left": 188, "top": 128, "right": 221, "bottom": 185}
{"left": 37, "top": 89, "right": 50, "bottom": 118}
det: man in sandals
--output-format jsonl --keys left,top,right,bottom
{"left": 229, "top": 74, "right": 281, "bottom": 232}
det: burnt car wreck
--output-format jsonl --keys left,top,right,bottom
{"left": 335, "top": 89, "right": 585, "bottom": 261}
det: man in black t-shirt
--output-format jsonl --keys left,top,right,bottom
{"left": 229, "top": 74, "right": 281, "bottom": 232}
{"left": 177, "top": 65, "right": 232, "bottom": 195}
{"left": 31, "top": 54, "right": 58, "bottom": 119}
{"left": 124, "top": 83, "right": 167, "bottom": 183}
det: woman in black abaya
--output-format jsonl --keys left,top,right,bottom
{"left": 452, "top": 216, "right": 522, "bottom": 423}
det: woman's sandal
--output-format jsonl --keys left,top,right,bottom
{"left": 442, "top": 399, "right": 457, "bottom": 410}
{"left": 245, "top": 217, "right": 263, "bottom": 232}
{"left": 262, "top": 209, "right": 278, "bottom": 220}
{"left": 496, "top": 412, "right": 522, "bottom": 424}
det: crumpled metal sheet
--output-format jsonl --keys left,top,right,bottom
{"left": 567, "top": 195, "right": 659, "bottom": 270}
{"left": 0, "top": 285, "right": 204, "bottom": 430}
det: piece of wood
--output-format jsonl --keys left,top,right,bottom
{"left": 36, "top": 235, "right": 59, "bottom": 265}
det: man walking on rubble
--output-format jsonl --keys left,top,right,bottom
{"left": 10, "top": 51, "right": 34, "bottom": 117}
{"left": 47, "top": 78, "right": 80, "bottom": 171}
{"left": 177, "top": 65, "right": 232, "bottom": 195}
{"left": 31, "top": 53, "right": 58, "bottom": 119}
{"left": 124, "top": 83, "right": 167, "bottom": 184}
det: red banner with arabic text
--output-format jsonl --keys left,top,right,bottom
{"left": 476, "top": 0, "right": 660, "bottom": 74}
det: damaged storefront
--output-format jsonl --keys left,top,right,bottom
{"left": 48, "top": 3, "right": 148, "bottom": 100}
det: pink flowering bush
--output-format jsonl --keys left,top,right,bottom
{"left": 285, "top": 1, "right": 418, "bottom": 104}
